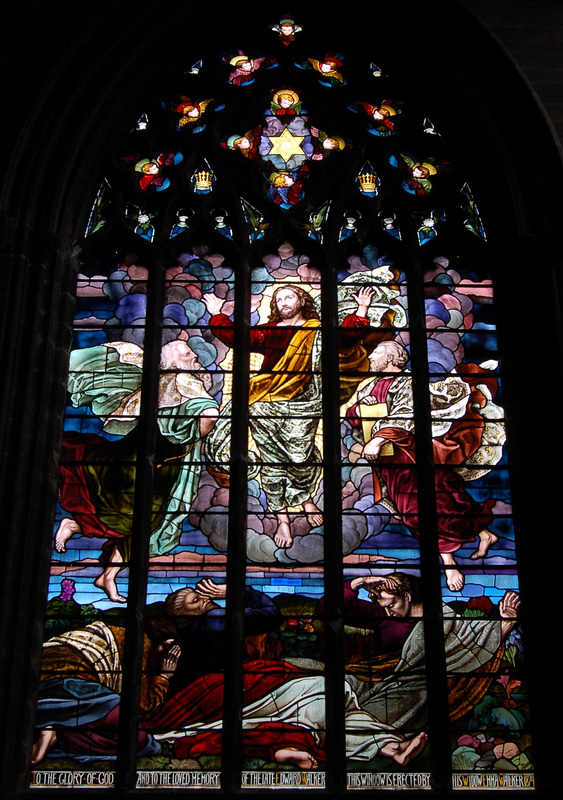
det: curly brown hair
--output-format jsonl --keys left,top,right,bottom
{"left": 368, "top": 572, "right": 423, "bottom": 605}
{"left": 268, "top": 285, "right": 320, "bottom": 323}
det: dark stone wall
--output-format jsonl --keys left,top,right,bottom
{"left": 1, "top": 1, "right": 561, "bottom": 795}
{"left": 463, "top": 0, "right": 563, "bottom": 145}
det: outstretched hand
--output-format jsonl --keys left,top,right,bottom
{"left": 352, "top": 285, "right": 375, "bottom": 318}
{"left": 203, "top": 292, "right": 224, "bottom": 317}
{"left": 195, "top": 578, "right": 227, "bottom": 599}
{"left": 499, "top": 591, "right": 520, "bottom": 620}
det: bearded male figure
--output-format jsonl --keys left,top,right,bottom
{"left": 205, "top": 284, "right": 376, "bottom": 547}
{"left": 346, "top": 340, "right": 504, "bottom": 591}
{"left": 53, "top": 339, "right": 219, "bottom": 601}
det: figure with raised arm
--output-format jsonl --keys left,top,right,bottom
{"left": 342, "top": 573, "right": 521, "bottom": 735}
{"left": 205, "top": 284, "right": 377, "bottom": 548}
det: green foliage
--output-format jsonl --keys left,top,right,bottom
{"left": 503, "top": 643, "right": 518, "bottom": 668}
{"left": 43, "top": 598, "right": 101, "bottom": 639}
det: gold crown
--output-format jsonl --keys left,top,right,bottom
{"left": 193, "top": 169, "right": 214, "bottom": 192}
{"left": 358, "top": 171, "right": 378, "bottom": 193}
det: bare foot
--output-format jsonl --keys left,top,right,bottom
{"left": 31, "top": 728, "right": 57, "bottom": 764}
{"left": 274, "top": 521, "right": 293, "bottom": 548}
{"left": 94, "top": 571, "right": 127, "bottom": 603}
{"left": 274, "top": 747, "right": 318, "bottom": 770}
{"left": 445, "top": 568, "right": 465, "bottom": 592}
{"left": 441, "top": 553, "right": 465, "bottom": 592}
{"left": 470, "top": 528, "right": 499, "bottom": 560}
{"left": 54, "top": 518, "right": 81, "bottom": 553}
{"left": 303, "top": 500, "right": 323, "bottom": 528}
{"left": 381, "top": 732, "right": 428, "bottom": 766}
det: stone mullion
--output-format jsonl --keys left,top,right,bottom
{"left": 220, "top": 256, "right": 251, "bottom": 793}
{"left": 115, "top": 245, "right": 166, "bottom": 791}
{"left": 321, "top": 254, "right": 347, "bottom": 793}
{"left": 406, "top": 254, "right": 452, "bottom": 793}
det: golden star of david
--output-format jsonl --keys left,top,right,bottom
{"left": 267, "top": 127, "right": 305, "bottom": 162}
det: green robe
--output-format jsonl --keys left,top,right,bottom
{"left": 66, "top": 344, "right": 218, "bottom": 557}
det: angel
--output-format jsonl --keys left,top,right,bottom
{"left": 173, "top": 96, "right": 213, "bottom": 132}
{"left": 309, "top": 126, "right": 349, "bottom": 159}
{"left": 297, "top": 55, "right": 346, "bottom": 87}
{"left": 223, "top": 127, "right": 261, "bottom": 159}
{"left": 225, "top": 52, "right": 277, "bottom": 86}
{"left": 124, "top": 150, "right": 183, "bottom": 192}
{"left": 388, "top": 151, "right": 451, "bottom": 195}
{"left": 268, "top": 88, "right": 304, "bottom": 117}
{"left": 354, "top": 100, "right": 400, "bottom": 136}
{"left": 266, "top": 164, "right": 310, "bottom": 209}
{"left": 271, "top": 16, "right": 302, "bottom": 45}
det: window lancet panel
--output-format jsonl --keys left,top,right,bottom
{"left": 30, "top": 10, "right": 533, "bottom": 792}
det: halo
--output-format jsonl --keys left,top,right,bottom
{"left": 329, "top": 135, "right": 346, "bottom": 149}
{"left": 323, "top": 56, "right": 343, "bottom": 68}
{"left": 230, "top": 54, "right": 251, "bottom": 67}
{"left": 134, "top": 157, "right": 153, "bottom": 172}
{"left": 420, "top": 161, "right": 438, "bottom": 175}
{"left": 272, "top": 88, "right": 300, "bottom": 106}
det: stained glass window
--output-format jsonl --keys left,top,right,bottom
{"left": 29, "top": 10, "right": 533, "bottom": 792}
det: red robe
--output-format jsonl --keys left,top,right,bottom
{"left": 346, "top": 366, "right": 497, "bottom": 553}
{"left": 149, "top": 659, "right": 326, "bottom": 762}
{"left": 48, "top": 661, "right": 326, "bottom": 763}
{"left": 210, "top": 312, "right": 371, "bottom": 374}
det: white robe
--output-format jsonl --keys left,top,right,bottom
{"left": 156, "top": 604, "right": 504, "bottom": 760}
